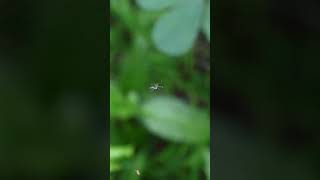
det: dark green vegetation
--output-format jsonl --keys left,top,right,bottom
{"left": 110, "top": 0, "right": 211, "bottom": 179}
{"left": 214, "top": 0, "right": 320, "bottom": 179}
{"left": 0, "top": 0, "right": 107, "bottom": 179}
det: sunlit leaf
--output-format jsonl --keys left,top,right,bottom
{"left": 110, "top": 145, "right": 134, "bottom": 160}
{"left": 135, "top": 0, "right": 180, "bottom": 11}
{"left": 141, "top": 96, "right": 210, "bottom": 144}
{"left": 152, "top": 0, "right": 204, "bottom": 56}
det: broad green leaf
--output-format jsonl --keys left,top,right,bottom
{"left": 141, "top": 96, "right": 210, "bottom": 144}
{"left": 136, "top": 0, "right": 180, "bottom": 11}
{"left": 202, "top": 1, "right": 210, "bottom": 41}
{"left": 152, "top": 0, "right": 204, "bottom": 56}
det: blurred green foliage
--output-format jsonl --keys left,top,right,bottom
{"left": 110, "top": 0, "right": 210, "bottom": 179}
{"left": 136, "top": 0, "right": 210, "bottom": 56}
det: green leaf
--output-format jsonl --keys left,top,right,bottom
{"left": 203, "top": 148, "right": 210, "bottom": 180}
{"left": 110, "top": 81, "right": 139, "bottom": 120}
{"left": 110, "top": 81, "right": 126, "bottom": 119}
{"left": 202, "top": 1, "right": 210, "bottom": 41}
{"left": 110, "top": 145, "right": 134, "bottom": 160}
{"left": 110, "top": 81, "right": 123, "bottom": 118}
{"left": 152, "top": 0, "right": 204, "bottom": 56}
{"left": 119, "top": 48, "right": 150, "bottom": 93}
{"left": 136, "top": 0, "right": 180, "bottom": 11}
{"left": 110, "top": 145, "right": 134, "bottom": 173}
{"left": 141, "top": 96, "right": 210, "bottom": 144}
{"left": 110, "top": 161, "right": 121, "bottom": 172}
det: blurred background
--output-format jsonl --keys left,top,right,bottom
{"left": 3, "top": 0, "right": 319, "bottom": 179}
{"left": 214, "top": 0, "right": 320, "bottom": 179}
{"left": 110, "top": 0, "right": 210, "bottom": 179}
{"left": 0, "top": 0, "right": 107, "bottom": 179}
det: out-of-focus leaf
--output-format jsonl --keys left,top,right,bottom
{"left": 110, "top": 81, "right": 123, "bottom": 119}
{"left": 202, "top": 1, "right": 210, "bottom": 41}
{"left": 136, "top": 0, "right": 180, "bottom": 11}
{"left": 203, "top": 148, "right": 210, "bottom": 180}
{"left": 119, "top": 48, "right": 150, "bottom": 93}
{"left": 110, "top": 81, "right": 139, "bottom": 120}
{"left": 110, "top": 81, "right": 126, "bottom": 119}
{"left": 110, "top": 145, "right": 134, "bottom": 160}
{"left": 141, "top": 96, "right": 210, "bottom": 144}
{"left": 152, "top": 0, "right": 204, "bottom": 56}
{"left": 110, "top": 161, "right": 121, "bottom": 172}
{"left": 111, "top": 0, "right": 136, "bottom": 31}
{"left": 110, "top": 145, "right": 134, "bottom": 173}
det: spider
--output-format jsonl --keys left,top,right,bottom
{"left": 149, "top": 82, "right": 163, "bottom": 91}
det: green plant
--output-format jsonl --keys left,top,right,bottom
{"left": 110, "top": 0, "right": 210, "bottom": 179}
{"left": 110, "top": 145, "right": 134, "bottom": 172}
{"left": 141, "top": 96, "right": 210, "bottom": 144}
{"left": 136, "top": 0, "right": 210, "bottom": 56}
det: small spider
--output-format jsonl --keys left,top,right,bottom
{"left": 149, "top": 82, "right": 163, "bottom": 91}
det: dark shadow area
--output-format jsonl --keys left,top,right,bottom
{"left": 0, "top": 0, "right": 107, "bottom": 179}
{"left": 213, "top": 0, "right": 320, "bottom": 179}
